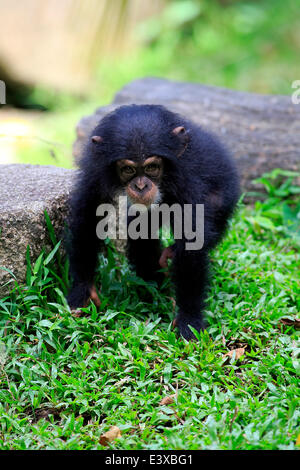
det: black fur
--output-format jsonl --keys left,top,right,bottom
{"left": 66, "top": 104, "right": 240, "bottom": 340}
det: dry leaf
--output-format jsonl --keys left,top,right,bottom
{"left": 174, "top": 412, "right": 185, "bottom": 425}
{"left": 33, "top": 406, "right": 60, "bottom": 423}
{"left": 223, "top": 347, "right": 245, "bottom": 361}
{"left": 159, "top": 394, "right": 176, "bottom": 405}
{"left": 99, "top": 426, "right": 122, "bottom": 446}
{"left": 279, "top": 318, "right": 300, "bottom": 329}
{"left": 114, "top": 376, "right": 130, "bottom": 388}
{"left": 71, "top": 308, "right": 83, "bottom": 318}
{"left": 296, "top": 434, "right": 300, "bottom": 446}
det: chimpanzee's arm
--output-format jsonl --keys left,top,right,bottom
{"left": 67, "top": 182, "right": 102, "bottom": 308}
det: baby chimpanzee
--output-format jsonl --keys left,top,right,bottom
{"left": 67, "top": 104, "right": 239, "bottom": 340}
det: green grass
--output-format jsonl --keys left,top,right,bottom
{"left": 0, "top": 171, "right": 299, "bottom": 450}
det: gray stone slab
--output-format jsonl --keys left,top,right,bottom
{"left": 0, "top": 164, "right": 75, "bottom": 295}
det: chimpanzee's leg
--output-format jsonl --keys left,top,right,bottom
{"left": 126, "top": 237, "right": 164, "bottom": 284}
{"left": 172, "top": 240, "right": 209, "bottom": 340}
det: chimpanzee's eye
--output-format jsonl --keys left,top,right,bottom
{"left": 122, "top": 166, "right": 135, "bottom": 175}
{"left": 145, "top": 164, "right": 160, "bottom": 175}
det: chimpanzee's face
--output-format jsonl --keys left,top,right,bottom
{"left": 116, "top": 156, "right": 163, "bottom": 207}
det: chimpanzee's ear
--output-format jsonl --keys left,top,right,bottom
{"left": 91, "top": 135, "right": 103, "bottom": 143}
{"left": 172, "top": 126, "right": 185, "bottom": 136}
{"left": 171, "top": 126, "right": 190, "bottom": 157}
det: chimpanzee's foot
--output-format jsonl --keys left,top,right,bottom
{"left": 68, "top": 283, "right": 101, "bottom": 312}
{"left": 174, "top": 311, "right": 205, "bottom": 341}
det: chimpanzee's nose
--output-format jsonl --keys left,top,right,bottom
{"left": 134, "top": 178, "right": 148, "bottom": 192}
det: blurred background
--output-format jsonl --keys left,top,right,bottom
{"left": 0, "top": 0, "right": 299, "bottom": 169}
